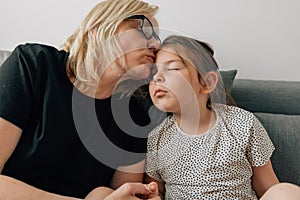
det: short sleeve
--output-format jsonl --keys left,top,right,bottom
{"left": 246, "top": 115, "right": 275, "bottom": 167}
{"left": 145, "top": 130, "right": 162, "bottom": 181}
{"left": 0, "top": 45, "right": 36, "bottom": 129}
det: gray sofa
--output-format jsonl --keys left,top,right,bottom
{"left": 0, "top": 50, "right": 299, "bottom": 186}
{"left": 231, "top": 79, "right": 300, "bottom": 185}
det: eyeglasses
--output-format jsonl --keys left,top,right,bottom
{"left": 126, "top": 15, "right": 161, "bottom": 44}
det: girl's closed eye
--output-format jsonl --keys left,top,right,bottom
{"left": 166, "top": 62, "right": 183, "bottom": 71}
{"left": 167, "top": 67, "right": 179, "bottom": 71}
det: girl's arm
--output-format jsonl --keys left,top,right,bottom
{"left": 251, "top": 159, "right": 279, "bottom": 198}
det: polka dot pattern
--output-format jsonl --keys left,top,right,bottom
{"left": 146, "top": 104, "right": 275, "bottom": 199}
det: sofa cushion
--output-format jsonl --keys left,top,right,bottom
{"left": 254, "top": 112, "right": 300, "bottom": 185}
{"left": 220, "top": 69, "right": 237, "bottom": 92}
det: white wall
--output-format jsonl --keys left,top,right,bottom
{"left": 1, "top": 0, "right": 299, "bottom": 81}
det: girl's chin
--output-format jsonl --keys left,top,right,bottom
{"left": 153, "top": 102, "right": 170, "bottom": 113}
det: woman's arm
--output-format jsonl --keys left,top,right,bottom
{"left": 144, "top": 174, "right": 165, "bottom": 199}
{"left": 252, "top": 159, "right": 279, "bottom": 198}
{"left": 85, "top": 182, "right": 161, "bottom": 200}
{"left": 110, "top": 160, "right": 146, "bottom": 189}
{"left": 89, "top": 160, "right": 146, "bottom": 198}
{"left": 0, "top": 117, "right": 22, "bottom": 173}
{"left": 0, "top": 175, "right": 81, "bottom": 200}
{"left": 0, "top": 117, "right": 81, "bottom": 200}
{"left": 84, "top": 160, "right": 160, "bottom": 199}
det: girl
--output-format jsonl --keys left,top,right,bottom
{"left": 145, "top": 35, "right": 300, "bottom": 199}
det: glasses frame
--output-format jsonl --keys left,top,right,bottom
{"left": 126, "top": 15, "right": 161, "bottom": 44}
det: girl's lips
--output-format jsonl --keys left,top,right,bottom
{"left": 154, "top": 89, "right": 167, "bottom": 97}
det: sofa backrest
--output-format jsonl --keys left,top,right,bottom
{"left": 0, "top": 50, "right": 11, "bottom": 66}
{"left": 232, "top": 79, "right": 300, "bottom": 185}
{"left": 231, "top": 79, "right": 300, "bottom": 115}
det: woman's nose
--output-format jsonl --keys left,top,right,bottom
{"left": 147, "top": 36, "right": 161, "bottom": 50}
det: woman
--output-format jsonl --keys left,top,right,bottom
{"left": 0, "top": 0, "right": 162, "bottom": 199}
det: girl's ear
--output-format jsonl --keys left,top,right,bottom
{"left": 199, "top": 71, "right": 218, "bottom": 94}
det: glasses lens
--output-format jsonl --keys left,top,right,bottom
{"left": 127, "top": 15, "right": 160, "bottom": 43}
{"left": 142, "top": 18, "right": 153, "bottom": 39}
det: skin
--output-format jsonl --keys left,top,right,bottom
{"left": 116, "top": 17, "right": 157, "bottom": 79}
{"left": 86, "top": 182, "right": 160, "bottom": 200}
{"left": 146, "top": 47, "right": 280, "bottom": 198}
{"left": 149, "top": 48, "right": 217, "bottom": 134}
{"left": 0, "top": 14, "right": 161, "bottom": 200}
{"left": 260, "top": 183, "right": 300, "bottom": 200}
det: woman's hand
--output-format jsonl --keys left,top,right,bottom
{"left": 85, "top": 182, "right": 161, "bottom": 200}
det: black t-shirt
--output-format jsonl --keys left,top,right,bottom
{"left": 0, "top": 43, "right": 163, "bottom": 198}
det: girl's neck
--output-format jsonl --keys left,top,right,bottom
{"left": 174, "top": 105, "right": 216, "bottom": 135}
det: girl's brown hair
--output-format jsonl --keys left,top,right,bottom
{"left": 161, "top": 35, "right": 235, "bottom": 108}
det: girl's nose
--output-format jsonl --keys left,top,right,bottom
{"left": 152, "top": 72, "right": 164, "bottom": 83}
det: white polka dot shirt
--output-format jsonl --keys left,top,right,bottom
{"left": 146, "top": 104, "right": 275, "bottom": 200}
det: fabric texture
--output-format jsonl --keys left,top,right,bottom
{"left": 146, "top": 104, "right": 274, "bottom": 199}
{"left": 0, "top": 44, "right": 156, "bottom": 198}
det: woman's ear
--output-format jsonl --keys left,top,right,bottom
{"left": 89, "top": 27, "right": 95, "bottom": 36}
{"left": 199, "top": 71, "right": 218, "bottom": 94}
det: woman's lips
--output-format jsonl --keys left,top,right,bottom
{"left": 145, "top": 55, "right": 155, "bottom": 63}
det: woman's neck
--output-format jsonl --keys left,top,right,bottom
{"left": 68, "top": 65, "right": 125, "bottom": 99}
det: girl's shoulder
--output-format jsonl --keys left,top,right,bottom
{"left": 212, "top": 104, "right": 260, "bottom": 148}
{"left": 213, "top": 104, "right": 256, "bottom": 127}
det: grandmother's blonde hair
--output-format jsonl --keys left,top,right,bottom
{"left": 61, "top": 0, "right": 158, "bottom": 92}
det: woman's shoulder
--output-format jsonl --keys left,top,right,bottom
{"left": 8, "top": 43, "right": 69, "bottom": 72}
{"left": 11, "top": 43, "right": 67, "bottom": 63}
